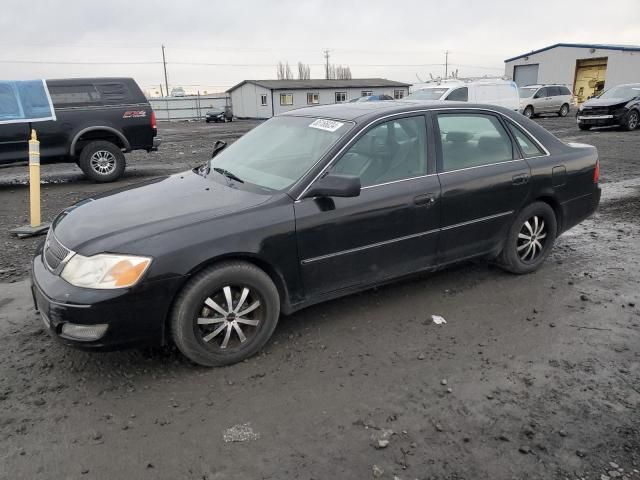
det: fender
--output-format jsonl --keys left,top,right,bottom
{"left": 70, "top": 126, "right": 131, "bottom": 156}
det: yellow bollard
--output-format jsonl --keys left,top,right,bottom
{"left": 29, "top": 129, "right": 41, "bottom": 227}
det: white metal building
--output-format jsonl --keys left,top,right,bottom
{"left": 504, "top": 43, "right": 640, "bottom": 103}
{"left": 227, "top": 79, "right": 411, "bottom": 119}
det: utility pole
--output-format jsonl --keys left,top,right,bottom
{"left": 323, "top": 49, "right": 330, "bottom": 79}
{"left": 161, "top": 44, "right": 169, "bottom": 97}
{"left": 444, "top": 50, "right": 449, "bottom": 79}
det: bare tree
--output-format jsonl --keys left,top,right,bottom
{"left": 325, "top": 64, "right": 352, "bottom": 80}
{"left": 276, "top": 61, "right": 294, "bottom": 80}
{"left": 285, "top": 62, "right": 293, "bottom": 80}
{"left": 297, "top": 62, "right": 311, "bottom": 80}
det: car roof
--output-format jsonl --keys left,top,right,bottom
{"left": 522, "top": 84, "right": 568, "bottom": 88}
{"left": 280, "top": 100, "right": 516, "bottom": 123}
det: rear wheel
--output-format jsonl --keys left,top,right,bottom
{"left": 171, "top": 262, "right": 280, "bottom": 367}
{"left": 558, "top": 104, "right": 569, "bottom": 117}
{"left": 623, "top": 109, "right": 639, "bottom": 131}
{"left": 498, "top": 202, "right": 557, "bottom": 274}
{"left": 78, "top": 140, "right": 126, "bottom": 182}
{"left": 523, "top": 106, "right": 534, "bottom": 118}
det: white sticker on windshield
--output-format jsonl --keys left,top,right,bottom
{"left": 309, "top": 119, "right": 344, "bottom": 132}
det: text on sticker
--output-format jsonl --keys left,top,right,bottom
{"left": 309, "top": 119, "right": 344, "bottom": 132}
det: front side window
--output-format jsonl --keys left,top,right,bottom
{"left": 208, "top": 116, "right": 352, "bottom": 191}
{"left": 307, "top": 92, "right": 319, "bottom": 105}
{"left": 280, "top": 93, "right": 293, "bottom": 106}
{"left": 335, "top": 92, "right": 347, "bottom": 103}
{"left": 534, "top": 87, "right": 547, "bottom": 98}
{"left": 437, "top": 113, "right": 514, "bottom": 172}
{"left": 548, "top": 86, "right": 561, "bottom": 97}
{"left": 507, "top": 121, "right": 545, "bottom": 158}
{"left": 394, "top": 89, "right": 405, "bottom": 99}
{"left": 332, "top": 115, "right": 427, "bottom": 187}
{"left": 260, "top": 94, "right": 267, "bottom": 106}
{"left": 445, "top": 87, "right": 468, "bottom": 102}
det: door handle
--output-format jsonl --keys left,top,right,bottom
{"left": 414, "top": 194, "right": 436, "bottom": 206}
{"left": 512, "top": 173, "right": 530, "bottom": 185}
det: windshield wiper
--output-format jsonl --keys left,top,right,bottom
{"left": 213, "top": 167, "right": 244, "bottom": 183}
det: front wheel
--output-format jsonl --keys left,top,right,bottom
{"left": 623, "top": 110, "right": 639, "bottom": 131}
{"left": 578, "top": 123, "right": 592, "bottom": 131}
{"left": 522, "top": 106, "right": 534, "bottom": 118}
{"left": 170, "top": 262, "right": 280, "bottom": 366}
{"left": 558, "top": 104, "right": 569, "bottom": 117}
{"left": 78, "top": 141, "right": 126, "bottom": 182}
{"left": 498, "top": 202, "right": 557, "bottom": 274}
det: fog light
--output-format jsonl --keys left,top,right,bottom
{"left": 60, "top": 323, "right": 108, "bottom": 341}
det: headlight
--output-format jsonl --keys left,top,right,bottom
{"left": 579, "top": 104, "right": 585, "bottom": 111}
{"left": 61, "top": 253, "right": 152, "bottom": 289}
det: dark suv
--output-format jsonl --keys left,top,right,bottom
{"left": 0, "top": 77, "right": 160, "bottom": 182}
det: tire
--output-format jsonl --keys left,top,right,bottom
{"left": 77, "top": 140, "right": 126, "bottom": 183}
{"left": 578, "top": 123, "right": 592, "bottom": 131}
{"left": 205, "top": 119, "right": 210, "bottom": 123}
{"left": 498, "top": 202, "right": 558, "bottom": 274}
{"left": 171, "top": 261, "right": 280, "bottom": 367}
{"left": 623, "top": 109, "right": 639, "bottom": 131}
{"left": 558, "top": 104, "right": 569, "bottom": 117}
{"left": 523, "top": 106, "right": 534, "bottom": 118}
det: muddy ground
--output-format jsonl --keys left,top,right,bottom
{"left": 0, "top": 116, "right": 639, "bottom": 479}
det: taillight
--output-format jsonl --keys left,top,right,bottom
{"left": 594, "top": 158, "right": 600, "bottom": 184}
{"left": 150, "top": 110, "right": 157, "bottom": 129}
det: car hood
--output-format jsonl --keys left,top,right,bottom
{"left": 52, "top": 170, "right": 273, "bottom": 255}
{"left": 582, "top": 97, "right": 630, "bottom": 107}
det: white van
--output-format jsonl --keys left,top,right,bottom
{"left": 407, "top": 79, "right": 520, "bottom": 111}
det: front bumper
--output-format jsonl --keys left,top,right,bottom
{"left": 31, "top": 252, "right": 182, "bottom": 351}
{"left": 577, "top": 110, "right": 626, "bottom": 127}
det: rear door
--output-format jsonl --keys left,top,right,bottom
{"left": 434, "top": 110, "right": 531, "bottom": 263}
{"left": 294, "top": 114, "right": 441, "bottom": 297}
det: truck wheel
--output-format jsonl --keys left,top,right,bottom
{"left": 623, "top": 110, "right": 639, "bottom": 131}
{"left": 171, "top": 261, "right": 280, "bottom": 367}
{"left": 578, "top": 124, "right": 592, "bottom": 131}
{"left": 498, "top": 202, "right": 557, "bottom": 274}
{"left": 78, "top": 141, "right": 126, "bottom": 182}
{"left": 523, "top": 106, "right": 534, "bottom": 118}
{"left": 558, "top": 104, "right": 569, "bottom": 117}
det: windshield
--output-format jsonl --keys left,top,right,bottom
{"left": 598, "top": 85, "right": 640, "bottom": 99}
{"left": 519, "top": 87, "right": 538, "bottom": 98}
{"left": 407, "top": 88, "right": 449, "bottom": 100}
{"left": 208, "top": 116, "right": 352, "bottom": 191}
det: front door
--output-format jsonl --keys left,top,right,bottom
{"left": 434, "top": 110, "right": 531, "bottom": 263}
{"left": 294, "top": 114, "right": 441, "bottom": 297}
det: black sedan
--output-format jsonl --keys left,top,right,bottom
{"left": 32, "top": 101, "right": 601, "bottom": 366}
{"left": 577, "top": 83, "right": 640, "bottom": 131}
{"left": 205, "top": 107, "right": 233, "bottom": 123}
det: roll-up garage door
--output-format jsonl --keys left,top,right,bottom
{"left": 513, "top": 64, "right": 539, "bottom": 87}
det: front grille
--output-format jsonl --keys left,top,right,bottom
{"left": 43, "top": 232, "right": 71, "bottom": 272}
{"left": 581, "top": 107, "right": 609, "bottom": 116}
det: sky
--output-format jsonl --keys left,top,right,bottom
{"left": 1, "top": 0, "right": 639, "bottom": 96}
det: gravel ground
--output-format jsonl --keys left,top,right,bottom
{"left": 0, "top": 115, "right": 639, "bottom": 479}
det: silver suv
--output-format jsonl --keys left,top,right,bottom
{"left": 519, "top": 84, "right": 574, "bottom": 118}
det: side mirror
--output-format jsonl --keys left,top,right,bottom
{"left": 211, "top": 140, "right": 227, "bottom": 158}
{"left": 303, "top": 173, "right": 361, "bottom": 199}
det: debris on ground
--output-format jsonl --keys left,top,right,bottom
{"left": 432, "top": 315, "right": 447, "bottom": 325}
{"left": 223, "top": 423, "right": 260, "bottom": 443}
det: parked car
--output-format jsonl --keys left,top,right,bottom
{"left": 576, "top": 83, "right": 640, "bottom": 131}
{"left": 205, "top": 107, "right": 233, "bottom": 123}
{"left": 32, "top": 102, "right": 600, "bottom": 366}
{"left": 0, "top": 77, "right": 160, "bottom": 182}
{"left": 170, "top": 87, "right": 186, "bottom": 97}
{"left": 348, "top": 95, "right": 394, "bottom": 103}
{"left": 407, "top": 79, "right": 520, "bottom": 111}
{"left": 518, "top": 84, "right": 574, "bottom": 118}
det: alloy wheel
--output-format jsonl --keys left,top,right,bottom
{"left": 629, "top": 111, "right": 639, "bottom": 130}
{"left": 560, "top": 105, "right": 569, "bottom": 116}
{"left": 517, "top": 215, "right": 547, "bottom": 262}
{"left": 89, "top": 150, "right": 117, "bottom": 175}
{"left": 196, "top": 285, "right": 262, "bottom": 350}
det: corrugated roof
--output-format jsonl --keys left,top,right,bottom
{"left": 504, "top": 43, "right": 640, "bottom": 63}
{"left": 226, "top": 78, "right": 411, "bottom": 92}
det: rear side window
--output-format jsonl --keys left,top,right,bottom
{"left": 48, "top": 84, "right": 100, "bottom": 106}
{"left": 560, "top": 86, "right": 572, "bottom": 96}
{"left": 437, "top": 113, "right": 514, "bottom": 172}
{"left": 506, "top": 121, "right": 545, "bottom": 158}
{"left": 446, "top": 87, "right": 468, "bottom": 102}
{"left": 95, "top": 82, "right": 131, "bottom": 102}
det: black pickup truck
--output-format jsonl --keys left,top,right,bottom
{"left": 0, "top": 77, "right": 160, "bottom": 182}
